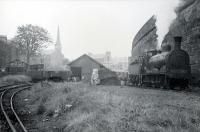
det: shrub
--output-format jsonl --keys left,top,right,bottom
{"left": 36, "top": 104, "right": 46, "bottom": 115}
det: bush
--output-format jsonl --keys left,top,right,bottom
{"left": 36, "top": 104, "right": 46, "bottom": 115}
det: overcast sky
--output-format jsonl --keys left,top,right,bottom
{"left": 0, "top": 0, "right": 179, "bottom": 60}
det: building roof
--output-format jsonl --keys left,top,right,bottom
{"left": 69, "top": 54, "right": 113, "bottom": 72}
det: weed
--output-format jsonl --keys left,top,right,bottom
{"left": 47, "top": 109, "right": 54, "bottom": 117}
{"left": 20, "top": 82, "right": 200, "bottom": 132}
{"left": 63, "top": 87, "right": 71, "bottom": 94}
{"left": 36, "top": 104, "right": 46, "bottom": 115}
{"left": 0, "top": 75, "right": 31, "bottom": 84}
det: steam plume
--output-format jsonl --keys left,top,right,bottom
{"left": 156, "top": 0, "right": 179, "bottom": 49}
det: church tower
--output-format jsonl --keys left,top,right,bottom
{"left": 49, "top": 26, "right": 65, "bottom": 71}
{"left": 55, "top": 26, "right": 62, "bottom": 53}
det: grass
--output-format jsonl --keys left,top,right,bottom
{"left": 0, "top": 75, "right": 31, "bottom": 85}
{"left": 18, "top": 82, "right": 200, "bottom": 132}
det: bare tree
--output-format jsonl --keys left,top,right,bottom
{"left": 13, "top": 24, "right": 52, "bottom": 65}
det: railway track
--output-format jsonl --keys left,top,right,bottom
{"left": 0, "top": 83, "right": 32, "bottom": 132}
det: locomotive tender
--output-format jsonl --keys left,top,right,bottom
{"left": 128, "top": 36, "right": 191, "bottom": 89}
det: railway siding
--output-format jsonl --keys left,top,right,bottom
{"left": 0, "top": 83, "right": 32, "bottom": 132}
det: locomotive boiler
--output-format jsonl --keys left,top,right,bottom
{"left": 128, "top": 36, "right": 191, "bottom": 89}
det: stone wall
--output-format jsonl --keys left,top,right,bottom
{"left": 132, "top": 16, "right": 157, "bottom": 49}
{"left": 162, "top": 0, "right": 200, "bottom": 82}
{"left": 131, "top": 16, "right": 158, "bottom": 61}
{"left": 129, "top": 16, "right": 158, "bottom": 74}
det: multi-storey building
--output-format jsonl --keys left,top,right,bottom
{"left": 88, "top": 51, "right": 128, "bottom": 72}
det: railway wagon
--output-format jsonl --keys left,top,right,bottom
{"left": 28, "top": 64, "right": 72, "bottom": 82}
{"left": 5, "top": 59, "right": 28, "bottom": 74}
{"left": 28, "top": 70, "right": 71, "bottom": 82}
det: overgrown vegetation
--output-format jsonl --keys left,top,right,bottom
{"left": 0, "top": 75, "right": 31, "bottom": 84}
{"left": 18, "top": 82, "right": 200, "bottom": 132}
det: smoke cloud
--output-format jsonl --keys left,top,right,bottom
{"left": 156, "top": 0, "right": 179, "bottom": 49}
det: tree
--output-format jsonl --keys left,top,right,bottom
{"left": 13, "top": 24, "right": 52, "bottom": 65}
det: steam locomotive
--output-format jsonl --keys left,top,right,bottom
{"left": 128, "top": 36, "right": 191, "bottom": 89}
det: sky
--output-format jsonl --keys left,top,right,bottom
{"left": 0, "top": 0, "right": 180, "bottom": 60}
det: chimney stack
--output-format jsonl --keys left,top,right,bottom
{"left": 174, "top": 36, "right": 182, "bottom": 50}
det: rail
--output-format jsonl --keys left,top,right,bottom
{"left": 0, "top": 83, "right": 32, "bottom": 132}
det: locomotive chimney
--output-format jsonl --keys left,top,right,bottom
{"left": 174, "top": 36, "right": 182, "bottom": 50}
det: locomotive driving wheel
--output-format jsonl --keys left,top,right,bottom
{"left": 180, "top": 79, "right": 189, "bottom": 90}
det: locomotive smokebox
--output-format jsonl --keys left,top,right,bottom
{"left": 174, "top": 36, "right": 182, "bottom": 50}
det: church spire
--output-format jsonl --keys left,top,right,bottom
{"left": 55, "top": 26, "right": 62, "bottom": 52}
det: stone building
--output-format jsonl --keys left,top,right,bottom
{"left": 88, "top": 52, "right": 128, "bottom": 72}
{"left": 0, "top": 35, "right": 8, "bottom": 68}
{"left": 88, "top": 51, "right": 111, "bottom": 69}
{"left": 110, "top": 57, "right": 128, "bottom": 72}
{"left": 0, "top": 35, "right": 20, "bottom": 69}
